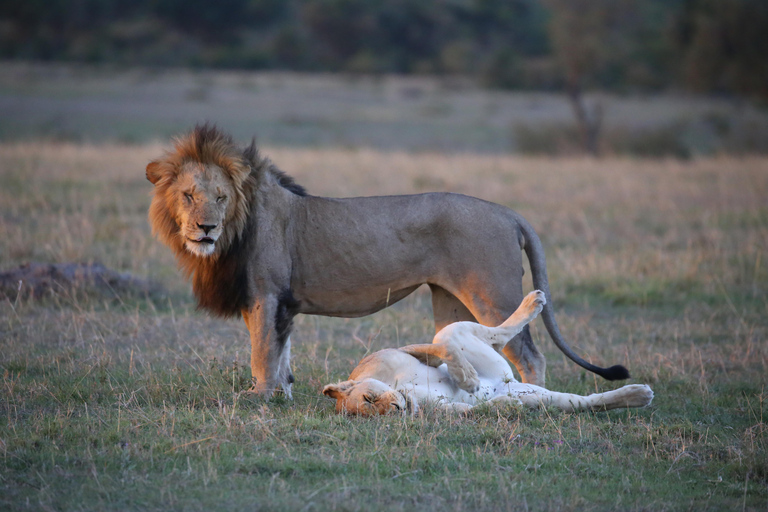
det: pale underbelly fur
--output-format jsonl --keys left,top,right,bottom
{"left": 394, "top": 364, "right": 522, "bottom": 406}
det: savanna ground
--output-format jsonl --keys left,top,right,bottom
{"left": 1, "top": 65, "right": 767, "bottom": 511}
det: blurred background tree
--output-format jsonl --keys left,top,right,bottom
{"left": 2, "top": 0, "right": 767, "bottom": 105}
{"left": 3, "top": 0, "right": 765, "bottom": 100}
{"left": 673, "top": 0, "right": 768, "bottom": 99}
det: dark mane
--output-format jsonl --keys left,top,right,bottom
{"left": 192, "top": 123, "right": 235, "bottom": 157}
{"left": 191, "top": 234, "right": 251, "bottom": 317}
{"left": 243, "top": 138, "right": 307, "bottom": 197}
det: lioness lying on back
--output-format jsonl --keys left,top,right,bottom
{"left": 323, "top": 291, "right": 653, "bottom": 415}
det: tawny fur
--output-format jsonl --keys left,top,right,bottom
{"left": 146, "top": 125, "right": 630, "bottom": 398}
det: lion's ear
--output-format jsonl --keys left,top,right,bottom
{"left": 228, "top": 160, "right": 250, "bottom": 189}
{"left": 322, "top": 381, "right": 356, "bottom": 400}
{"left": 146, "top": 161, "right": 164, "bottom": 185}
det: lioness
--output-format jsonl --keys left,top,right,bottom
{"left": 323, "top": 291, "right": 653, "bottom": 415}
{"left": 146, "top": 125, "right": 628, "bottom": 397}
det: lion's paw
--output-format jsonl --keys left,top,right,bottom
{"left": 279, "top": 382, "right": 294, "bottom": 400}
{"left": 246, "top": 379, "right": 294, "bottom": 400}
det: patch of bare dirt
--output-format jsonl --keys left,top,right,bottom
{"left": 0, "top": 262, "right": 164, "bottom": 301}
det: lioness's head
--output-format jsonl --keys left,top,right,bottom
{"left": 146, "top": 125, "right": 251, "bottom": 260}
{"left": 322, "top": 378, "right": 411, "bottom": 416}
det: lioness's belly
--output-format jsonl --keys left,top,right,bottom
{"left": 396, "top": 365, "right": 503, "bottom": 406}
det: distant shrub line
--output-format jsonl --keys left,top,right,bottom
{"left": 4, "top": 0, "right": 767, "bottom": 99}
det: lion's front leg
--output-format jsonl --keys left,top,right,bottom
{"left": 278, "top": 336, "right": 294, "bottom": 399}
{"left": 243, "top": 292, "right": 297, "bottom": 398}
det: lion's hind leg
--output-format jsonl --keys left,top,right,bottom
{"left": 398, "top": 343, "right": 480, "bottom": 394}
{"left": 429, "top": 285, "right": 477, "bottom": 332}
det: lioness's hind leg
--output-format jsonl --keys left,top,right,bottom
{"left": 451, "top": 282, "right": 547, "bottom": 387}
{"left": 430, "top": 284, "right": 546, "bottom": 387}
{"left": 583, "top": 384, "right": 654, "bottom": 411}
{"left": 499, "top": 290, "right": 546, "bottom": 331}
{"left": 399, "top": 343, "right": 480, "bottom": 394}
{"left": 473, "top": 290, "right": 546, "bottom": 351}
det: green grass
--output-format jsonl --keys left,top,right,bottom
{"left": 1, "top": 314, "right": 764, "bottom": 511}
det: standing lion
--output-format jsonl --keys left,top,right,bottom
{"left": 146, "top": 125, "right": 628, "bottom": 398}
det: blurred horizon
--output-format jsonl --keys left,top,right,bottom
{"left": 2, "top": 0, "right": 768, "bottom": 156}
{"left": 3, "top": 62, "right": 768, "bottom": 157}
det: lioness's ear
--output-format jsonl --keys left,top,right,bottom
{"left": 322, "top": 381, "right": 356, "bottom": 400}
{"left": 146, "top": 161, "right": 163, "bottom": 185}
{"left": 322, "top": 384, "right": 342, "bottom": 400}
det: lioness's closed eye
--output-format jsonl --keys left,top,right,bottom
{"left": 323, "top": 379, "right": 407, "bottom": 416}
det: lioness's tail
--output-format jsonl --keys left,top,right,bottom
{"left": 518, "top": 217, "right": 630, "bottom": 381}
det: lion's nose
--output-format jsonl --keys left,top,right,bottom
{"left": 198, "top": 223, "right": 217, "bottom": 234}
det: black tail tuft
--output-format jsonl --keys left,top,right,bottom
{"left": 599, "top": 365, "right": 631, "bottom": 381}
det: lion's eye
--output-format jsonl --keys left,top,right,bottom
{"left": 363, "top": 395, "right": 376, "bottom": 404}
{"left": 184, "top": 193, "right": 193, "bottom": 203}
{"left": 216, "top": 196, "right": 226, "bottom": 203}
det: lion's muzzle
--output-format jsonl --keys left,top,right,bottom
{"left": 185, "top": 234, "right": 219, "bottom": 257}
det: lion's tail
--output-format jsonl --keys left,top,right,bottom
{"left": 518, "top": 216, "right": 630, "bottom": 381}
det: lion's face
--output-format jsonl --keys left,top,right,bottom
{"left": 323, "top": 378, "right": 409, "bottom": 416}
{"left": 169, "top": 162, "right": 236, "bottom": 258}
{"left": 147, "top": 126, "right": 252, "bottom": 264}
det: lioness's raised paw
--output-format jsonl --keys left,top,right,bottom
{"left": 520, "top": 290, "right": 546, "bottom": 319}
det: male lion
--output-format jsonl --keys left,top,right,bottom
{"left": 146, "top": 125, "right": 628, "bottom": 397}
{"left": 323, "top": 291, "right": 653, "bottom": 415}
